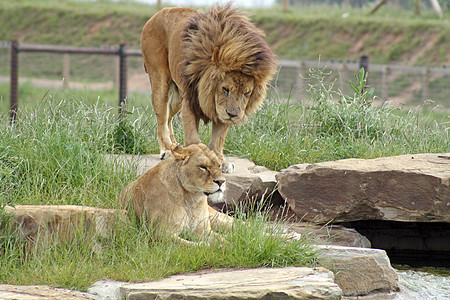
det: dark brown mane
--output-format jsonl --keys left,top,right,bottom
{"left": 180, "top": 3, "right": 278, "bottom": 123}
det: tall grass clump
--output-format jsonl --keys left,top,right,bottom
{"left": 226, "top": 67, "right": 448, "bottom": 170}
{"left": 0, "top": 94, "right": 153, "bottom": 207}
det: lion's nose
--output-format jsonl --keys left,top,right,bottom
{"left": 226, "top": 108, "right": 240, "bottom": 118}
{"left": 214, "top": 179, "right": 225, "bottom": 187}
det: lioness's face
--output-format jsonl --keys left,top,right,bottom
{"left": 215, "top": 71, "right": 255, "bottom": 124}
{"left": 176, "top": 144, "right": 226, "bottom": 204}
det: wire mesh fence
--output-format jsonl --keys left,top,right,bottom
{"left": 272, "top": 59, "right": 450, "bottom": 109}
{"left": 1, "top": 42, "right": 449, "bottom": 115}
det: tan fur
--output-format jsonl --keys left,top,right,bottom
{"left": 141, "top": 4, "right": 277, "bottom": 164}
{"left": 119, "top": 144, "right": 234, "bottom": 244}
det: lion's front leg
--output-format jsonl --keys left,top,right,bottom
{"left": 148, "top": 73, "right": 174, "bottom": 160}
{"left": 181, "top": 99, "right": 201, "bottom": 146}
{"left": 209, "top": 122, "right": 234, "bottom": 173}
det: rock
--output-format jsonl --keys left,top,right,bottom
{"left": 289, "top": 223, "right": 371, "bottom": 248}
{"left": 0, "top": 284, "right": 94, "bottom": 299}
{"left": 4, "top": 205, "right": 127, "bottom": 246}
{"left": 120, "top": 267, "right": 342, "bottom": 300}
{"left": 316, "top": 245, "right": 399, "bottom": 297}
{"left": 88, "top": 279, "right": 127, "bottom": 300}
{"left": 276, "top": 153, "right": 450, "bottom": 223}
{"left": 221, "top": 157, "right": 282, "bottom": 209}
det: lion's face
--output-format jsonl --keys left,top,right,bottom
{"left": 215, "top": 71, "right": 255, "bottom": 124}
{"left": 173, "top": 144, "right": 226, "bottom": 204}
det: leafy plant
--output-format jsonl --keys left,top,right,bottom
{"left": 344, "top": 67, "right": 374, "bottom": 105}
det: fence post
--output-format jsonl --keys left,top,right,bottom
{"left": 422, "top": 67, "right": 429, "bottom": 103}
{"left": 10, "top": 39, "right": 19, "bottom": 124}
{"left": 118, "top": 43, "right": 127, "bottom": 116}
{"left": 296, "top": 62, "right": 302, "bottom": 101}
{"left": 381, "top": 65, "right": 388, "bottom": 101}
{"left": 63, "top": 53, "right": 70, "bottom": 89}
{"left": 359, "top": 55, "right": 369, "bottom": 95}
{"left": 341, "top": 63, "right": 348, "bottom": 94}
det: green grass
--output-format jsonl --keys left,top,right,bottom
{"left": 0, "top": 67, "right": 448, "bottom": 291}
{"left": 0, "top": 81, "right": 151, "bottom": 113}
{"left": 0, "top": 205, "right": 317, "bottom": 290}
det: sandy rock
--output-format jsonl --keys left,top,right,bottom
{"left": 317, "top": 245, "right": 399, "bottom": 297}
{"left": 0, "top": 284, "right": 94, "bottom": 300}
{"left": 4, "top": 205, "right": 127, "bottom": 245}
{"left": 120, "top": 267, "right": 342, "bottom": 300}
{"left": 289, "top": 223, "right": 371, "bottom": 248}
{"left": 277, "top": 153, "right": 450, "bottom": 223}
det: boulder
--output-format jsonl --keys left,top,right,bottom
{"left": 316, "top": 245, "right": 399, "bottom": 297}
{"left": 120, "top": 267, "right": 342, "bottom": 299}
{"left": 276, "top": 153, "right": 450, "bottom": 223}
{"left": 221, "top": 157, "right": 282, "bottom": 209}
{"left": 0, "top": 284, "right": 93, "bottom": 300}
{"left": 289, "top": 223, "right": 371, "bottom": 248}
{"left": 4, "top": 205, "right": 127, "bottom": 244}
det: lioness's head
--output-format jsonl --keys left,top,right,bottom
{"left": 171, "top": 144, "right": 226, "bottom": 203}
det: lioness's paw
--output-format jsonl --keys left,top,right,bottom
{"left": 160, "top": 150, "right": 171, "bottom": 160}
{"left": 221, "top": 162, "right": 235, "bottom": 174}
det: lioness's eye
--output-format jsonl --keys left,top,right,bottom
{"left": 223, "top": 87, "right": 230, "bottom": 94}
{"left": 199, "top": 166, "right": 207, "bottom": 171}
{"left": 244, "top": 91, "right": 251, "bottom": 96}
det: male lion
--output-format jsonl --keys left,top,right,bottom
{"left": 119, "top": 143, "right": 234, "bottom": 244}
{"left": 141, "top": 4, "right": 277, "bottom": 172}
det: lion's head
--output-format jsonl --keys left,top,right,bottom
{"left": 181, "top": 3, "right": 278, "bottom": 125}
{"left": 172, "top": 143, "right": 226, "bottom": 203}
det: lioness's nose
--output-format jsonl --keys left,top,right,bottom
{"left": 226, "top": 108, "right": 240, "bottom": 118}
{"left": 214, "top": 179, "right": 225, "bottom": 187}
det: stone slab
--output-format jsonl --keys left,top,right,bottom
{"left": 277, "top": 153, "right": 450, "bottom": 223}
{"left": 5, "top": 205, "right": 127, "bottom": 241}
{"left": 120, "top": 267, "right": 342, "bottom": 300}
{"left": 0, "top": 284, "right": 94, "bottom": 300}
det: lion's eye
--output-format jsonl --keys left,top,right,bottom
{"left": 244, "top": 91, "right": 251, "bottom": 96}
{"left": 199, "top": 165, "right": 208, "bottom": 171}
{"left": 223, "top": 87, "right": 230, "bottom": 95}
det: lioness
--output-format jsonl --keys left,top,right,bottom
{"left": 141, "top": 4, "right": 277, "bottom": 172}
{"left": 119, "top": 143, "right": 234, "bottom": 244}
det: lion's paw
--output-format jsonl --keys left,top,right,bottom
{"left": 221, "top": 162, "right": 235, "bottom": 174}
{"left": 160, "top": 150, "right": 171, "bottom": 160}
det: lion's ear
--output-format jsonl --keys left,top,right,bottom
{"left": 211, "top": 46, "right": 220, "bottom": 67}
{"left": 171, "top": 144, "right": 188, "bottom": 160}
{"left": 245, "top": 84, "right": 266, "bottom": 116}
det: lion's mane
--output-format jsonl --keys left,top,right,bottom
{"left": 181, "top": 4, "right": 278, "bottom": 123}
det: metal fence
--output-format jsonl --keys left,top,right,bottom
{"left": 275, "top": 59, "right": 450, "bottom": 109}
{"left": 1, "top": 41, "right": 449, "bottom": 123}
{"left": 2, "top": 41, "right": 141, "bottom": 122}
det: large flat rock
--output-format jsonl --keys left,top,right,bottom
{"left": 0, "top": 284, "right": 93, "bottom": 299}
{"left": 120, "top": 267, "right": 342, "bottom": 299}
{"left": 277, "top": 153, "right": 450, "bottom": 223}
{"left": 5, "top": 205, "right": 127, "bottom": 246}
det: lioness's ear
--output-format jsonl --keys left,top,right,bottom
{"left": 171, "top": 144, "right": 187, "bottom": 160}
